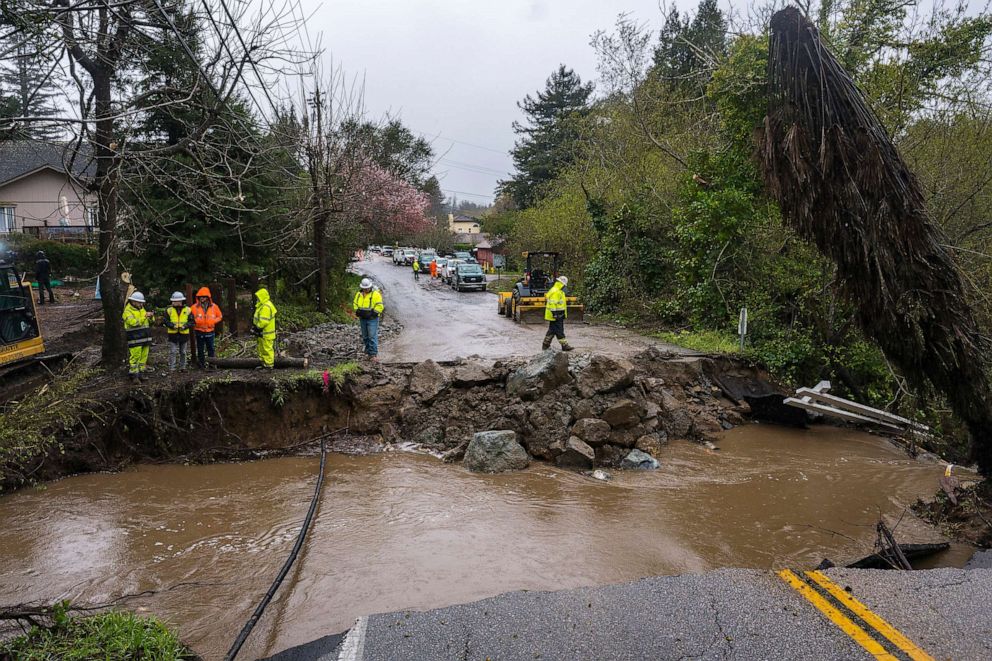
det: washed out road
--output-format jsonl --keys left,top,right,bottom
{"left": 353, "top": 256, "right": 685, "bottom": 362}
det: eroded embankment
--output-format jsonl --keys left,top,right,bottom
{"left": 2, "top": 347, "right": 780, "bottom": 492}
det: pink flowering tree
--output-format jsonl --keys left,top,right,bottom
{"left": 346, "top": 161, "right": 431, "bottom": 239}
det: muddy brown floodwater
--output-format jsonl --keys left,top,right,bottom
{"left": 0, "top": 424, "right": 970, "bottom": 659}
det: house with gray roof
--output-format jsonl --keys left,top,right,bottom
{"left": 0, "top": 141, "right": 96, "bottom": 239}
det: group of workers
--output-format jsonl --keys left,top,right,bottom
{"left": 122, "top": 286, "right": 277, "bottom": 381}
{"left": 351, "top": 271, "right": 573, "bottom": 360}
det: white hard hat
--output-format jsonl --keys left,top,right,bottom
{"left": 557, "top": 276, "right": 569, "bottom": 286}
{"left": 129, "top": 291, "right": 146, "bottom": 303}
{"left": 170, "top": 291, "right": 186, "bottom": 302}
{"left": 360, "top": 278, "right": 373, "bottom": 289}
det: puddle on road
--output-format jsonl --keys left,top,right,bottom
{"left": 0, "top": 424, "right": 963, "bottom": 659}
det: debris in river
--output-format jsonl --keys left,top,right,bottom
{"left": 621, "top": 449, "right": 660, "bottom": 470}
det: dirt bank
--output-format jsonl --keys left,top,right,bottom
{"left": 1, "top": 346, "right": 783, "bottom": 492}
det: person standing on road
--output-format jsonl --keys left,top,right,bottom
{"left": 353, "top": 278, "right": 384, "bottom": 362}
{"left": 430, "top": 259, "right": 437, "bottom": 279}
{"left": 252, "top": 287, "right": 277, "bottom": 368}
{"left": 123, "top": 291, "right": 154, "bottom": 381}
{"left": 34, "top": 251, "right": 55, "bottom": 305}
{"left": 412, "top": 257, "right": 421, "bottom": 282}
{"left": 164, "top": 291, "right": 193, "bottom": 373}
{"left": 191, "top": 286, "right": 222, "bottom": 369}
{"left": 543, "top": 276, "right": 574, "bottom": 352}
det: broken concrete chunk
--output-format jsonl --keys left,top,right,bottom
{"left": 576, "top": 355, "right": 635, "bottom": 397}
{"left": 463, "top": 430, "right": 530, "bottom": 473}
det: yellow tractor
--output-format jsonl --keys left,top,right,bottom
{"left": 0, "top": 258, "right": 45, "bottom": 368}
{"left": 497, "top": 251, "right": 584, "bottom": 323}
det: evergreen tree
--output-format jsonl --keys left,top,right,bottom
{"left": 650, "top": 0, "right": 727, "bottom": 94}
{"left": 0, "top": 42, "right": 63, "bottom": 140}
{"left": 500, "top": 64, "right": 593, "bottom": 208}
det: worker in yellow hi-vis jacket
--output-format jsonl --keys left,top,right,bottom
{"left": 252, "top": 287, "right": 277, "bottom": 368}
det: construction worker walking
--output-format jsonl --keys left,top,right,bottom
{"left": 353, "top": 278, "right": 384, "bottom": 361}
{"left": 412, "top": 258, "right": 421, "bottom": 282}
{"left": 164, "top": 291, "right": 193, "bottom": 372}
{"left": 191, "top": 286, "right": 222, "bottom": 369}
{"left": 123, "top": 291, "right": 154, "bottom": 381}
{"left": 252, "top": 287, "right": 277, "bottom": 368}
{"left": 542, "top": 276, "right": 573, "bottom": 352}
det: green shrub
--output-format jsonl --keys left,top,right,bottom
{"left": 1, "top": 235, "right": 99, "bottom": 279}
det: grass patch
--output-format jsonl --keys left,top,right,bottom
{"left": 269, "top": 362, "right": 361, "bottom": 407}
{"left": 486, "top": 273, "right": 522, "bottom": 293}
{"left": 0, "top": 367, "right": 102, "bottom": 486}
{"left": 656, "top": 329, "right": 742, "bottom": 355}
{"left": 0, "top": 605, "right": 197, "bottom": 660}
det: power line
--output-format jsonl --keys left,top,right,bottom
{"left": 441, "top": 188, "right": 495, "bottom": 200}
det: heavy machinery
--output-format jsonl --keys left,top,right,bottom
{"left": 0, "top": 258, "right": 45, "bottom": 367}
{"left": 497, "top": 251, "right": 584, "bottom": 323}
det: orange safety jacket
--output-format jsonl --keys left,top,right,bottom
{"left": 191, "top": 287, "right": 223, "bottom": 333}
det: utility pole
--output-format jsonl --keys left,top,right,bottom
{"left": 308, "top": 85, "right": 329, "bottom": 312}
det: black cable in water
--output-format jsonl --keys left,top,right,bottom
{"left": 224, "top": 440, "right": 327, "bottom": 661}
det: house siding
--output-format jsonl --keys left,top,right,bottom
{"left": 0, "top": 169, "right": 94, "bottom": 232}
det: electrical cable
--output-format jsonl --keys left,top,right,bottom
{"left": 224, "top": 438, "right": 327, "bottom": 661}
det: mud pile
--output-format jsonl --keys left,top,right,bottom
{"left": 284, "top": 318, "right": 402, "bottom": 361}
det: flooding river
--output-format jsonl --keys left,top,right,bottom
{"left": 0, "top": 424, "right": 969, "bottom": 659}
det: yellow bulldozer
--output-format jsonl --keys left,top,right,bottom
{"left": 0, "top": 258, "right": 45, "bottom": 368}
{"left": 497, "top": 251, "right": 584, "bottom": 323}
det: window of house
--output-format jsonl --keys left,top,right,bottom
{"left": 85, "top": 206, "right": 98, "bottom": 228}
{"left": 0, "top": 207, "right": 14, "bottom": 233}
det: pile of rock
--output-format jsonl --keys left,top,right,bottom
{"left": 284, "top": 318, "right": 402, "bottom": 361}
{"left": 355, "top": 346, "right": 761, "bottom": 473}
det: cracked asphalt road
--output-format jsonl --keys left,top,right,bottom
{"left": 336, "top": 567, "right": 991, "bottom": 660}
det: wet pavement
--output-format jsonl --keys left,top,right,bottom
{"left": 0, "top": 424, "right": 964, "bottom": 659}
{"left": 353, "top": 257, "right": 687, "bottom": 362}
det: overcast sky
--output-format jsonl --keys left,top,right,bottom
{"left": 302, "top": 0, "right": 697, "bottom": 204}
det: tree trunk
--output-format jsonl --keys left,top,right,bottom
{"left": 207, "top": 356, "right": 308, "bottom": 369}
{"left": 94, "top": 71, "right": 125, "bottom": 365}
{"left": 315, "top": 209, "right": 328, "bottom": 312}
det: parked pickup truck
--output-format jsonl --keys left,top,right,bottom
{"left": 452, "top": 263, "right": 486, "bottom": 292}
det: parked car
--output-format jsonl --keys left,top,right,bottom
{"left": 441, "top": 258, "right": 464, "bottom": 284}
{"left": 382, "top": 246, "right": 394, "bottom": 257}
{"left": 453, "top": 251, "right": 471, "bottom": 261}
{"left": 452, "top": 262, "right": 486, "bottom": 292}
{"left": 434, "top": 257, "right": 448, "bottom": 277}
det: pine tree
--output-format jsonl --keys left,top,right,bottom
{"left": 0, "top": 42, "right": 63, "bottom": 141}
{"left": 500, "top": 65, "right": 593, "bottom": 208}
{"left": 650, "top": 0, "right": 727, "bottom": 94}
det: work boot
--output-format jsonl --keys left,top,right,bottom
{"left": 560, "top": 340, "right": 574, "bottom": 352}
{"left": 541, "top": 336, "right": 553, "bottom": 351}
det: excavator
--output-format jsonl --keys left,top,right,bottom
{"left": 0, "top": 257, "right": 45, "bottom": 369}
{"left": 497, "top": 251, "right": 584, "bottom": 323}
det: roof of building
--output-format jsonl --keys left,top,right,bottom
{"left": 0, "top": 141, "right": 95, "bottom": 187}
{"left": 452, "top": 232, "right": 489, "bottom": 246}
{"left": 452, "top": 214, "right": 480, "bottom": 223}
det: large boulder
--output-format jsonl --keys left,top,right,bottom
{"left": 601, "top": 399, "right": 644, "bottom": 428}
{"left": 451, "top": 361, "right": 500, "bottom": 387}
{"left": 463, "top": 431, "right": 530, "bottom": 473}
{"left": 621, "top": 449, "right": 660, "bottom": 470}
{"left": 594, "top": 444, "right": 627, "bottom": 468}
{"left": 408, "top": 360, "right": 449, "bottom": 403}
{"left": 523, "top": 403, "right": 571, "bottom": 459}
{"left": 506, "top": 350, "right": 571, "bottom": 401}
{"left": 576, "top": 355, "right": 636, "bottom": 398}
{"left": 555, "top": 436, "right": 595, "bottom": 470}
{"left": 570, "top": 418, "right": 612, "bottom": 447}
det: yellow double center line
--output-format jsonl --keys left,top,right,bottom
{"left": 778, "top": 569, "right": 935, "bottom": 661}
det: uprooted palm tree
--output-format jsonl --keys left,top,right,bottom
{"left": 758, "top": 7, "right": 992, "bottom": 477}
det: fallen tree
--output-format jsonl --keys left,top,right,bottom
{"left": 206, "top": 357, "right": 308, "bottom": 369}
{"left": 759, "top": 7, "right": 992, "bottom": 476}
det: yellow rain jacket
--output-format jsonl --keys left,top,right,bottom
{"left": 253, "top": 288, "right": 277, "bottom": 367}
{"left": 544, "top": 281, "right": 567, "bottom": 321}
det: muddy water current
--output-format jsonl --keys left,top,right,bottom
{"left": 0, "top": 424, "right": 970, "bottom": 659}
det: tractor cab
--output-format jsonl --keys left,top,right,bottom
{"left": 497, "top": 251, "right": 584, "bottom": 323}
{"left": 0, "top": 260, "right": 45, "bottom": 367}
